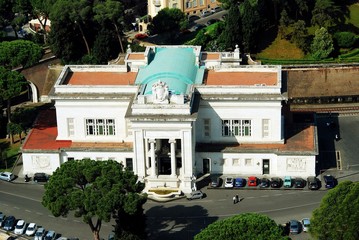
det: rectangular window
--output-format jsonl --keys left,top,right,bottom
{"left": 233, "top": 159, "right": 240, "bottom": 166}
{"left": 172, "top": 3, "right": 177, "bottom": 8}
{"left": 245, "top": 158, "right": 252, "bottom": 166}
{"left": 199, "top": 0, "right": 204, "bottom": 5}
{"left": 262, "top": 119, "right": 270, "bottom": 138}
{"left": 193, "top": 0, "right": 197, "bottom": 7}
{"left": 186, "top": 1, "right": 191, "bottom": 8}
{"left": 86, "top": 119, "right": 116, "bottom": 136}
{"left": 203, "top": 118, "right": 211, "bottom": 137}
{"left": 222, "top": 119, "right": 252, "bottom": 137}
{"left": 67, "top": 118, "right": 74, "bottom": 136}
{"left": 126, "top": 158, "right": 133, "bottom": 171}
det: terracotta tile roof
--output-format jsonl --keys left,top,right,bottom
{"left": 205, "top": 70, "right": 278, "bottom": 86}
{"left": 201, "top": 53, "right": 220, "bottom": 60}
{"left": 127, "top": 53, "right": 145, "bottom": 60}
{"left": 197, "top": 124, "right": 316, "bottom": 153}
{"left": 64, "top": 72, "right": 137, "bottom": 85}
{"left": 22, "top": 110, "right": 133, "bottom": 152}
{"left": 22, "top": 110, "right": 71, "bottom": 151}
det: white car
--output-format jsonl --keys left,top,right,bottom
{"left": 14, "top": 219, "right": 26, "bottom": 234}
{"left": 34, "top": 227, "right": 46, "bottom": 240}
{"left": 301, "top": 218, "right": 310, "bottom": 232}
{"left": 0, "top": 172, "right": 15, "bottom": 181}
{"left": 25, "top": 222, "right": 37, "bottom": 236}
{"left": 224, "top": 177, "right": 234, "bottom": 188}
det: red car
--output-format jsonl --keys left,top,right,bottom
{"left": 135, "top": 33, "right": 148, "bottom": 40}
{"left": 248, "top": 176, "right": 258, "bottom": 186}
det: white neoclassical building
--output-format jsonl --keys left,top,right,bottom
{"left": 21, "top": 45, "right": 318, "bottom": 193}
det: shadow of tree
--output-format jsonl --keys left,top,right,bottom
{"left": 145, "top": 204, "right": 218, "bottom": 240}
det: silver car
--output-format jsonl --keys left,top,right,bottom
{"left": 0, "top": 172, "right": 15, "bottom": 181}
{"left": 187, "top": 190, "right": 204, "bottom": 200}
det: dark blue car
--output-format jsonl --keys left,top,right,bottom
{"left": 323, "top": 175, "right": 337, "bottom": 188}
{"left": 234, "top": 178, "right": 246, "bottom": 187}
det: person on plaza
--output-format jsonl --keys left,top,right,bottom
{"left": 236, "top": 194, "right": 239, "bottom": 203}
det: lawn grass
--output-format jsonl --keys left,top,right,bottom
{"left": 348, "top": 3, "right": 359, "bottom": 28}
{"left": 256, "top": 35, "right": 305, "bottom": 59}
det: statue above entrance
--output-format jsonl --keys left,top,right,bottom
{"left": 152, "top": 80, "right": 169, "bottom": 104}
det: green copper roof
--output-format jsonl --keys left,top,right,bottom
{"left": 135, "top": 47, "right": 204, "bottom": 95}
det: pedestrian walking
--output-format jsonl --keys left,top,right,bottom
{"left": 233, "top": 196, "right": 236, "bottom": 204}
{"left": 236, "top": 194, "right": 239, "bottom": 203}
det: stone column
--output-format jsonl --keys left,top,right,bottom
{"left": 149, "top": 139, "right": 156, "bottom": 177}
{"left": 169, "top": 139, "right": 176, "bottom": 177}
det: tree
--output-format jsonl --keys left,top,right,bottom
{"left": 218, "top": 1, "right": 242, "bottom": 50}
{"left": 0, "top": 66, "right": 27, "bottom": 144}
{"left": 310, "top": 181, "right": 359, "bottom": 240}
{"left": 291, "top": 20, "right": 309, "bottom": 52}
{"left": 311, "top": 27, "right": 334, "bottom": 59}
{"left": 194, "top": 213, "right": 289, "bottom": 240}
{"left": 42, "top": 159, "right": 147, "bottom": 240}
{"left": 30, "top": 0, "right": 57, "bottom": 43}
{"left": 241, "top": 0, "right": 261, "bottom": 53}
{"left": 147, "top": 8, "right": 186, "bottom": 35}
{"left": 0, "top": 40, "right": 43, "bottom": 69}
{"left": 311, "top": 0, "right": 342, "bottom": 27}
{"left": 93, "top": 0, "right": 125, "bottom": 54}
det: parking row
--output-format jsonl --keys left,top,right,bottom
{"left": 0, "top": 211, "right": 78, "bottom": 240}
{"left": 207, "top": 175, "right": 338, "bottom": 190}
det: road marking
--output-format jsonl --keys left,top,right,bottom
{"left": 60, "top": 217, "right": 67, "bottom": 220}
{"left": 36, "top": 212, "right": 43, "bottom": 215}
{"left": 13, "top": 206, "right": 20, "bottom": 209}
{"left": 73, "top": 220, "right": 81, "bottom": 223}
{"left": 48, "top": 215, "right": 55, "bottom": 218}
{"left": 0, "top": 190, "right": 41, "bottom": 202}
{"left": 217, "top": 199, "right": 227, "bottom": 201}
{"left": 274, "top": 194, "right": 282, "bottom": 196}
{"left": 25, "top": 210, "right": 32, "bottom": 213}
{"left": 260, "top": 195, "right": 269, "bottom": 198}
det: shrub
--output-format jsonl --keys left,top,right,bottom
{"left": 334, "top": 32, "right": 357, "bottom": 48}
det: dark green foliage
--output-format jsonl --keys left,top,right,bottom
{"left": 92, "top": 28, "right": 121, "bottom": 64}
{"left": 0, "top": 40, "right": 43, "bottom": 69}
{"left": 291, "top": 20, "right": 309, "bottom": 52}
{"left": 310, "top": 181, "right": 359, "bottom": 240}
{"left": 42, "top": 159, "right": 147, "bottom": 240}
{"left": 11, "top": 107, "right": 38, "bottom": 133}
{"left": 311, "top": 0, "right": 343, "bottom": 27}
{"left": 218, "top": 3, "right": 242, "bottom": 50}
{"left": 311, "top": 27, "right": 334, "bottom": 59}
{"left": 334, "top": 31, "right": 358, "bottom": 48}
{"left": 147, "top": 8, "right": 186, "bottom": 35}
{"left": 241, "top": 0, "right": 261, "bottom": 52}
{"left": 194, "top": 213, "right": 288, "bottom": 240}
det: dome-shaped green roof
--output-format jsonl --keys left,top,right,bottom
{"left": 135, "top": 47, "right": 204, "bottom": 95}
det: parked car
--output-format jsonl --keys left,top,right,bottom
{"left": 25, "top": 222, "right": 37, "bottom": 236}
{"left": 14, "top": 219, "right": 26, "bottom": 234}
{"left": 270, "top": 177, "right": 282, "bottom": 188}
{"left": 323, "top": 175, "right": 337, "bottom": 189}
{"left": 44, "top": 230, "right": 56, "bottom": 240}
{"left": 259, "top": 178, "right": 270, "bottom": 188}
{"left": 211, "top": 6, "right": 222, "bottom": 13}
{"left": 187, "top": 190, "right": 204, "bottom": 200}
{"left": 33, "top": 173, "right": 49, "bottom": 183}
{"left": 289, "top": 220, "right": 300, "bottom": 234}
{"left": 234, "top": 178, "right": 246, "bottom": 188}
{"left": 3, "top": 216, "right": 16, "bottom": 231}
{"left": 206, "top": 19, "right": 219, "bottom": 26}
{"left": 0, "top": 172, "right": 15, "bottom": 182}
{"left": 0, "top": 212, "right": 6, "bottom": 227}
{"left": 307, "top": 176, "right": 320, "bottom": 190}
{"left": 210, "top": 176, "right": 221, "bottom": 188}
{"left": 248, "top": 176, "right": 258, "bottom": 187}
{"left": 34, "top": 227, "right": 46, "bottom": 240}
{"left": 301, "top": 218, "right": 310, "bottom": 232}
{"left": 201, "top": 10, "right": 212, "bottom": 18}
{"left": 294, "top": 177, "right": 306, "bottom": 188}
{"left": 134, "top": 33, "right": 148, "bottom": 40}
{"left": 284, "top": 176, "right": 292, "bottom": 188}
{"left": 193, "top": 24, "right": 205, "bottom": 31}
{"left": 224, "top": 177, "right": 234, "bottom": 188}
